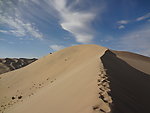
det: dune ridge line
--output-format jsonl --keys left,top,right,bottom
{"left": 0, "top": 44, "right": 150, "bottom": 113}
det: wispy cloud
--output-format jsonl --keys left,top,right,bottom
{"left": 0, "top": 15, "right": 43, "bottom": 39}
{"left": 119, "top": 24, "right": 150, "bottom": 56}
{"left": 0, "top": 0, "right": 43, "bottom": 39}
{"left": 117, "top": 20, "right": 129, "bottom": 29}
{"left": 118, "top": 25, "right": 125, "bottom": 29}
{"left": 0, "top": 30, "right": 9, "bottom": 34}
{"left": 49, "top": 44, "right": 65, "bottom": 51}
{"left": 117, "top": 20, "right": 129, "bottom": 24}
{"left": 136, "top": 12, "right": 150, "bottom": 21}
{"left": 49, "top": 0, "right": 102, "bottom": 43}
{"left": 117, "top": 12, "right": 150, "bottom": 29}
{"left": 0, "top": 0, "right": 105, "bottom": 43}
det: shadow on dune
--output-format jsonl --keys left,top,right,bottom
{"left": 101, "top": 50, "right": 150, "bottom": 113}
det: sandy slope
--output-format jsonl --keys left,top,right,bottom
{"left": 112, "top": 50, "right": 150, "bottom": 74}
{"left": 0, "top": 45, "right": 111, "bottom": 113}
{"left": 0, "top": 44, "right": 150, "bottom": 113}
{"left": 101, "top": 50, "right": 150, "bottom": 113}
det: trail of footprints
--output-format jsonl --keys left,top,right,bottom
{"left": 98, "top": 69, "right": 112, "bottom": 105}
{"left": 0, "top": 94, "right": 23, "bottom": 113}
{"left": 93, "top": 68, "right": 112, "bottom": 113}
{"left": 0, "top": 77, "right": 56, "bottom": 113}
{"left": 0, "top": 68, "right": 112, "bottom": 113}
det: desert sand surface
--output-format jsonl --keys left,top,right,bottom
{"left": 0, "top": 44, "right": 150, "bottom": 113}
{"left": 101, "top": 50, "right": 150, "bottom": 113}
{"left": 0, "top": 58, "right": 37, "bottom": 75}
{"left": 112, "top": 50, "right": 150, "bottom": 74}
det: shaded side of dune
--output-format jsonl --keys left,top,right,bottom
{"left": 101, "top": 50, "right": 150, "bottom": 113}
{"left": 112, "top": 50, "right": 150, "bottom": 75}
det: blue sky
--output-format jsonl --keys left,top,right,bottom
{"left": 0, "top": 0, "right": 150, "bottom": 58}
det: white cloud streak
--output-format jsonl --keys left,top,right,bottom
{"left": 120, "top": 24, "right": 150, "bottom": 56}
{"left": 136, "top": 12, "right": 150, "bottom": 21}
{"left": 117, "top": 12, "right": 150, "bottom": 28}
{"left": 0, "top": 15, "right": 43, "bottom": 39}
{"left": 0, "top": 30, "right": 9, "bottom": 34}
{"left": 49, "top": 44, "right": 65, "bottom": 51}
{"left": 118, "top": 25, "right": 125, "bottom": 29}
{"left": 49, "top": 0, "right": 98, "bottom": 43}
{"left": 0, "top": 0, "right": 43, "bottom": 39}
{"left": 117, "top": 20, "right": 129, "bottom": 24}
{"left": 117, "top": 20, "right": 129, "bottom": 30}
{"left": 0, "top": 0, "right": 105, "bottom": 43}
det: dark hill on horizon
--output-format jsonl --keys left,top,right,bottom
{"left": 0, "top": 58, "right": 37, "bottom": 74}
{"left": 0, "top": 44, "right": 150, "bottom": 113}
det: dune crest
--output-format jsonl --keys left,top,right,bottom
{"left": 0, "top": 44, "right": 150, "bottom": 113}
{"left": 101, "top": 50, "right": 150, "bottom": 113}
{"left": 0, "top": 45, "right": 112, "bottom": 113}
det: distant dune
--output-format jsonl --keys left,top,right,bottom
{"left": 0, "top": 58, "right": 37, "bottom": 74}
{"left": 101, "top": 50, "right": 150, "bottom": 113}
{"left": 0, "top": 45, "right": 149, "bottom": 113}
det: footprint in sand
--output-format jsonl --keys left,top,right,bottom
{"left": 92, "top": 105, "right": 99, "bottom": 110}
{"left": 99, "top": 108, "right": 105, "bottom": 112}
{"left": 97, "top": 69, "right": 112, "bottom": 111}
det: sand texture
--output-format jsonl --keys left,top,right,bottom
{"left": 0, "top": 44, "right": 150, "bottom": 113}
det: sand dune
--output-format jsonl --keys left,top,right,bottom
{"left": 0, "top": 45, "right": 150, "bottom": 113}
{"left": 112, "top": 50, "right": 150, "bottom": 74}
{"left": 101, "top": 50, "right": 150, "bottom": 113}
